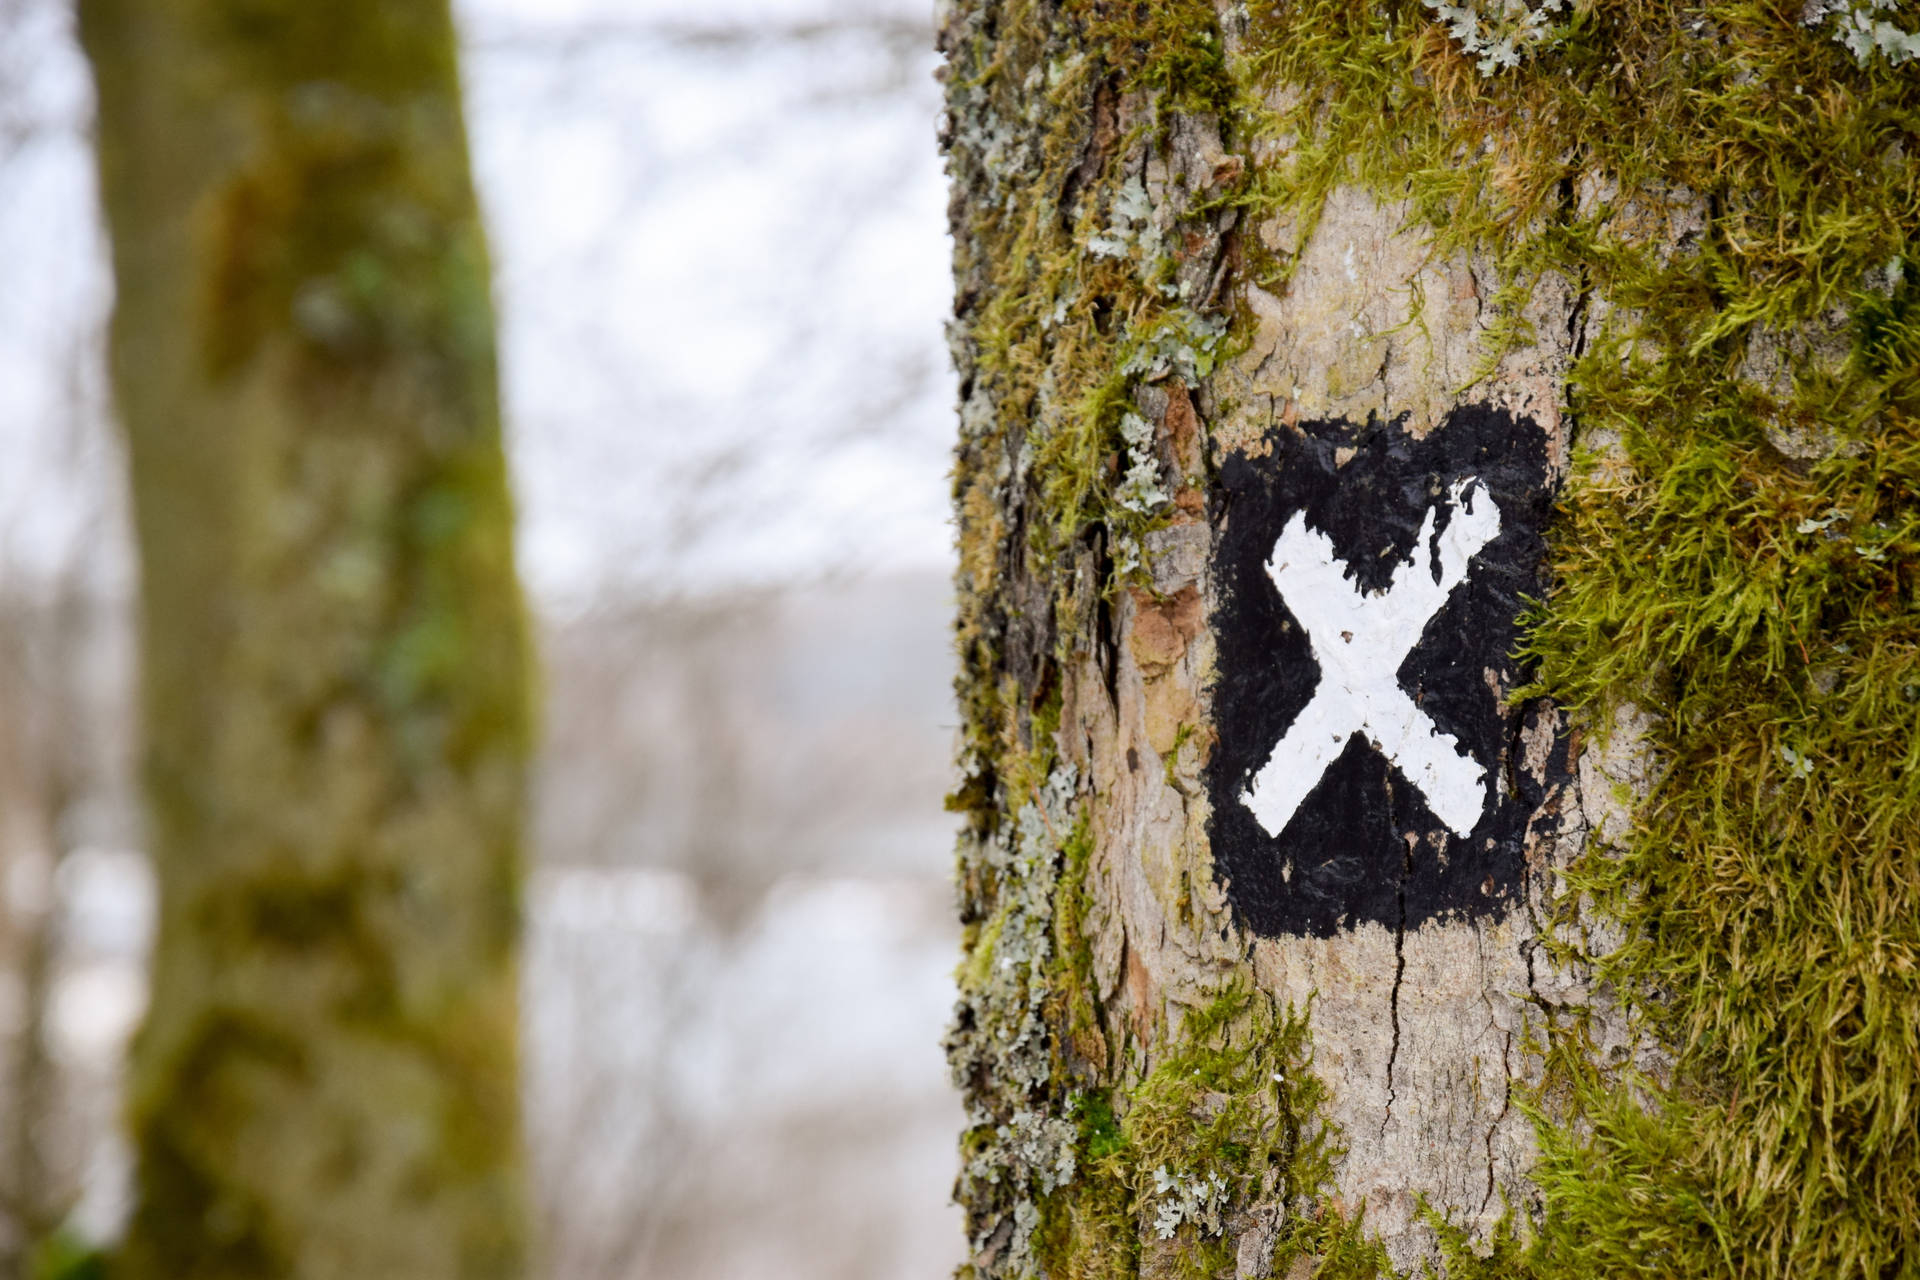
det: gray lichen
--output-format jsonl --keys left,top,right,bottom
{"left": 947, "top": 765, "right": 1082, "bottom": 1278}
{"left": 1803, "top": 0, "right": 1920, "bottom": 65}
{"left": 1421, "top": 0, "right": 1570, "bottom": 74}
{"left": 1149, "top": 1165, "right": 1231, "bottom": 1240}
{"left": 1116, "top": 414, "right": 1172, "bottom": 515}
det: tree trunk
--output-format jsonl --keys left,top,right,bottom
{"left": 79, "top": 3, "right": 531, "bottom": 1277}
{"left": 942, "top": 3, "right": 1920, "bottom": 1278}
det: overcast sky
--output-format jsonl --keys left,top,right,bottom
{"left": 0, "top": 0, "right": 956, "bottom": 604}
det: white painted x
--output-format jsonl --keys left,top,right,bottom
{"left": 1243, "top": 477, "right": 1501, "bottom": 840}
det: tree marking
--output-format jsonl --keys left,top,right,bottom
{"left": 1244, "top": 478, "right": 1501, "bottom": 839}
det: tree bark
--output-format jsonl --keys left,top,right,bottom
{"left": 79, "top": 3, "right": 531, "bottom": 1277}
{"left": 942, "top": 3, "right": 1920, "bottom": 1278}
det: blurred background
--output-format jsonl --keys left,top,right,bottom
{"left": 0, "top": 0, "right": 963, "bottom": 1276}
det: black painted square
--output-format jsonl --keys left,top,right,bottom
{"left": 1206, "top": 405, "right": 1568, "bottom": 939}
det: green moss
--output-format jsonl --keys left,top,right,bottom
{"left": 1513, "top": 404, "right": 1920, "bottom": 1276}
{"left": 961, "top": 908, "right": 1009, "bottom": 993}
{"left": 1161, "top": 722, "right": 1194, "bottom": 787}
{"left": 1068, "top": 0, "right": 1233, "bottom": 117}
{"left": 120, "top": 1122, "right": 283, "bottom": 1280}
{"left": 1115, "top": 990, "right": 1325, "bottom": 1276}
{"left": 1420, "top": 1202, "right": 1530, "bottom": 1280}
{"left": 1077, "top": 1091, "right": 1126, "bottom": 1163}
{"left": 119, "top": 1012, "right": 308, "bottom": 1279}
{"left": 1035, "top": 988, "right": 1396, "bottom": 1280}
{"left": 1049, "top": 814, "right": 1108, "bottom": 1074}
{"left": 30, "top": 1233, "right": 109, "bottom": 1280}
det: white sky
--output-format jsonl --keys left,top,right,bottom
{"left": 0, "top": 0, "right": 957, "bottom": 604}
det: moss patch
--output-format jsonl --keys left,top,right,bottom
{"left": 1032, "top": 989, "right": 1394, "bottom": 1280}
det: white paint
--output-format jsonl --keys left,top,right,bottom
{"left": 1245, "top": 478, "right": 1501, "bottom": 838}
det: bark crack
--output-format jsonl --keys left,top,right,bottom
{"left": 1381, "top": 831, "right": 1412, "bottom": 1137}
{"left": 1481, "top": 1024, "right": 1515, "bottom": 1214}
{"left": 1559, "top": 173, "right": 1595, "bottom": 367}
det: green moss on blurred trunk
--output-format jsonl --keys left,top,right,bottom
{"left": 78, "top": 3, "right": 531, "bottom": 1276}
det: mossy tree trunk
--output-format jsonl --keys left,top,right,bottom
{"left": 79, "top": 3, "right": 531, "bottom": 1277}
{"left": 942, "top": 3, "right": 1920, "bottom": 1278}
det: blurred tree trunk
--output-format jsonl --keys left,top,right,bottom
{"left": 79, "top": 3, "right": 531, "bottom": 1277}
{"left": 942, "top": 3, "right": 1920, "bottom": 1279}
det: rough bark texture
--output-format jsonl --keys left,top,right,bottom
{"left": 80, "top": 4, "right": 531, "bottom": 1277}
{"left": 943, "top": 3, "right": 1920, "bottom": 1279}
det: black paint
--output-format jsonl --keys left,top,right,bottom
{"left": 1206, "top": 405, "right": 1569, "bottom": 938}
